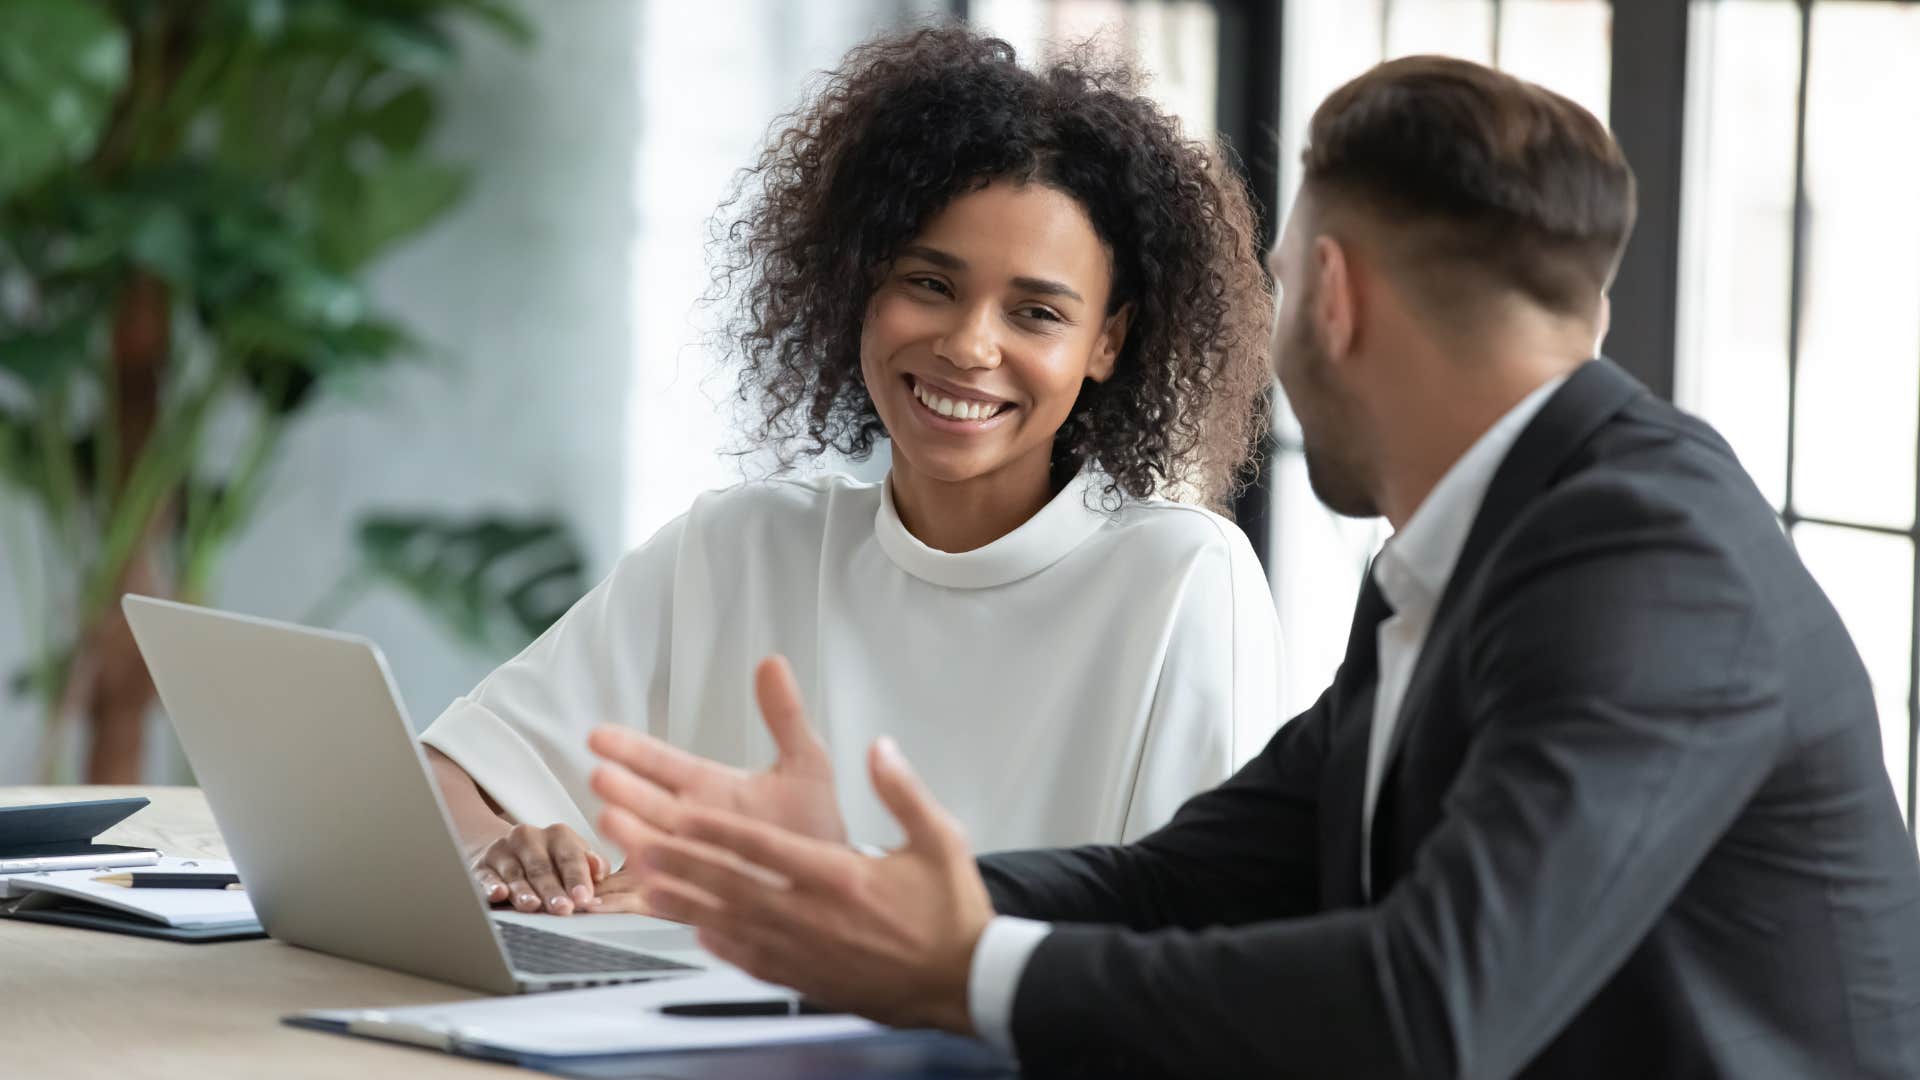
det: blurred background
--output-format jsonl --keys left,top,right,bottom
{"left": 2, "top": 0, "right": 1916, "bottom": 848}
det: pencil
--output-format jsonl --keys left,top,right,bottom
{"left": 92, "top": 872, "right": 244, "bottom": 890}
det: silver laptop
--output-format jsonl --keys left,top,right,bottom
{"left": 122, "top": 594, "right": 704, "bottom": 994}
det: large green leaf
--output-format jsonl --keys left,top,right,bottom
{"left": 318, "top": 156, "right": 469, "bottom": 270}
{"left": 222, "top": 302, "right": 410, "bottom": 373}
{"left": 440, "top": 0, "right": 533, "bottom": 46}
{"left": 0, "top": 315, "right": 93, "bottom": 389}
{"left": 0, "top": 414, "right": 33, "bottom": 491}
{"left": 0, "top": 0, "right": 127, "bottom": 200}
{"left": 353, "top": 513, "right": 587, "bottom": 651}
{"left": 278, "top": 2, "right": 457, "bottom": 78}
{"left": 364, "top": 84, "right": 436, "bottom": 155}
{"left": 361, "top": 17, "right": 457, "bottom": 78}
{"left": 126, "top": 202, "right": 197, "bottom": 286}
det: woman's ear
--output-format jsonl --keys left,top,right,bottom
{"left": 1087, "top": 303, "right": 1132, "bottom": 383}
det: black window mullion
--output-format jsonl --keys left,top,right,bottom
{"left": 1490, "top": 0, "right": 1505, "bottom": 68}
{"left": 1786, "top": 513, "right": 1915, "bottom": 540}
{"left": 1216, "top": 0, "right": 1286, "bottom": 571}
{"left": 1602, "top": 0, "right": 1689, "bottom": 401}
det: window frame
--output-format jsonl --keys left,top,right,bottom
{"left": 951, "top": 0, "right": 1920, "bottom": 833}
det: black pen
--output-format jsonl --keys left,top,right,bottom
{"left": 659, "top": 999, "right": 844, "bottom": 1018}
{"left": 93, "top": 872, "right": 243, "bottom": 890}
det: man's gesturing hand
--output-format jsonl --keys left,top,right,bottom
{"left": 603, "top": 735, "right": 993, "bottom": 1035}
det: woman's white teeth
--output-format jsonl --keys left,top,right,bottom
{"left": 914, "top": 382, "right": 1000, "bottom": 421}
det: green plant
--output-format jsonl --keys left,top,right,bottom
{"left": 0, "top": 0, "right": 584, "bottom": 782}
{"left": 307, "top": 514, "right": 587, "bottom": 655}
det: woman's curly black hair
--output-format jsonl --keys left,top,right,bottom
{"left": 710, "top": 24, "right": 1273, "bottom": 509}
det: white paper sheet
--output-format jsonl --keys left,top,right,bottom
{"left": 0, "top": 856, "right": 257, "bottom": 928}
{"left": 299, "top": 968, "right": 884, "bottom": 1057}
{"left": 2, "top": 854, "right": 210, "bottom": 899}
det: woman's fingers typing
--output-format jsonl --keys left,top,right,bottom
{"left": 473, "top": 822, "right": 607, "bottom": 915}
{"left": 473, "top": 863, "right": 509, "bottom": 904}
{"left": 546, "top": 824, "right": 598, "bottom": 908}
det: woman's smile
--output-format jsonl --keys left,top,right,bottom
{"left": 905, "top": 374, "right": 1017, "bottom": 432}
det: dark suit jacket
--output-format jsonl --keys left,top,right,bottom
{"left": 980, "top": 359, "right": 1920, "bottom": 1078}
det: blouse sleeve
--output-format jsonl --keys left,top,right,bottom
{"left": 420, "top": 513, "right": 689, "bottom": 859}
{"left": 1120, "top": 521, "right": 1284, "bottom": 841}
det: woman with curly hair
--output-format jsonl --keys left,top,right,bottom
{"left": 422, "top": 25, "right": 1282, "bottom": 918}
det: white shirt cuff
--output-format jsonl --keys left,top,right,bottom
{"left": 967, "top": 915, "right": 1052, "bottom": 1057}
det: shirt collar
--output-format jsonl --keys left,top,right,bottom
{"left": 1373, "top": 375, "right": 1568, "bottom": 614}
{"left": 874, "top": 464, "right": 1112, "bottom": 589}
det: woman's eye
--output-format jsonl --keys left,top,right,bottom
{"left": 908, "top": 276, "right": 952, "bottom": 297}
{"left": 1016, "top": 306, "right": 1064, "bottom": 323}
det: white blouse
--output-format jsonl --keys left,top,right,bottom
{"left": 421, "top": 467, "right": 1284, "bottom": 857}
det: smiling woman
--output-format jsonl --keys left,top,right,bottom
{"left": 414, "top": 25, "right": 1284, "bottom": 920}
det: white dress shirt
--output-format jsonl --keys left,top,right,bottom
{"left": 967, "top": 376, "right": 1567, "bottom": 1055}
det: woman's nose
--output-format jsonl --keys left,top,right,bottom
{"left": 933, "top": 304, "right": 1002, "bottom": 370}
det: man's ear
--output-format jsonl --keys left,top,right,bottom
{"left": 1087, "top": 303, "right": 1131, "bottom": 383}
{"left": 1594, "top": 293, "right": 1612, "bottom": 353}
{"left": 1314, "top": 235, "right": 1357, "bottom": 365}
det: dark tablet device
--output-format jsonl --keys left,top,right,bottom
{"left": 0, "top": 797, "right": 159, "bottom": 873}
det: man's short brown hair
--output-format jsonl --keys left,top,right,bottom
{"left": 1302, "top": 55, "right": 1636, "bottom": 320}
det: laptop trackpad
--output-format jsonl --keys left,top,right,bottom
{"left": 579, "top": 927, "right": 701, "bottom": 953}
{"left": 491, "top": 911, "right": 704, "bottom": 956}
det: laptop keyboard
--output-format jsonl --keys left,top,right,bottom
{"left": 497, "top": 919, "right": 699, "bottom": 976}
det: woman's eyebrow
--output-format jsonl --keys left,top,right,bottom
{"left": 1010, "top": 276, "right": 1083, "bottom": 303}
{"left": 899, "top": 244, "right": 1084, "bottom": 304}
{"left": 900, "top": 244, "right": 965, "bottom": 270}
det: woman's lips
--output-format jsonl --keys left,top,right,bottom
{"left": 905, "top": 375, "right": 1015, "bottom": 430}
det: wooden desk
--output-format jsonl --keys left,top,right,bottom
{"left": 0, "top": 786, "right": 496, "bottom": 1079}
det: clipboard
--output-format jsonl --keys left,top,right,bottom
{"left": 285, "top": 970, "right": 1014, "bottom": 1078}
{"left": 279, "top": 1018, "right": 1014, "bottom": 1079}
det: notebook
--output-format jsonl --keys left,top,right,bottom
{"left": 287, "top": 968, "right": 1014, "bottom": 1078}
{"left": 0, "top": 856, "right": 265, "bottom": 942}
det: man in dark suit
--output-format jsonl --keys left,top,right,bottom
{"left": 584, "top": 56, "right": 1920, "bottom": 1077}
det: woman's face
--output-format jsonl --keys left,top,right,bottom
{"left": 860, "top": 180, "right": 1129, "bottom": 493}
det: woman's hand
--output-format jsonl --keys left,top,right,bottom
{"left": 581, "top": 866, "right": 654, "bottom": 914}
{"left": 469, "top": 822, "right": 610, "bottom": 915}
{"left": 588, "top": 655, "right": 848, "bottom": 849}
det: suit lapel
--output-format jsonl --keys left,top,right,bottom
{"left": 1371, "top": 359, "right": 1647, "bottom": 815}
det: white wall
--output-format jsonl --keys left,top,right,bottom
{"left": 625, "top": 0, "right": 933, "bottom": 546}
